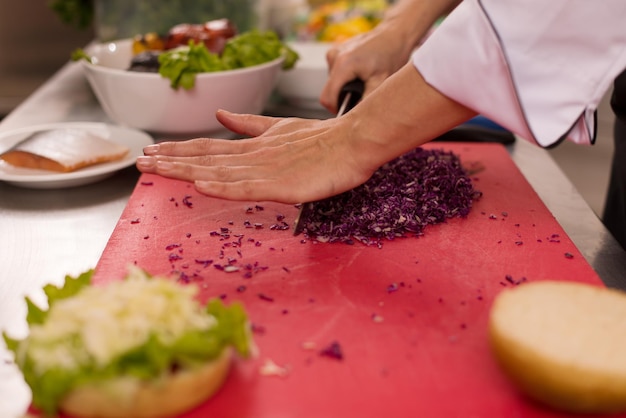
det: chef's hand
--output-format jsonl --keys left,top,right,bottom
{"left": 320, "top": 0, "right": 461, "bottom": 114}
{"left": 136, "top": 64, "right": 476, "bottom": 203}
{"left": 320, "top": 26, "right": 412, "bottom": 114}
{"left": 136, "top": 110, "right": 380, "bottom": 204}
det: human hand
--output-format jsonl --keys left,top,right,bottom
{"left": 319, "top": 0, "right": 462, "bottom": 113}
{"left": 135, "top": 110, "right": 380, "bottom": 204}
{"left": 320, "top": 27, "right": 412, "bottom": 113}
{"left": 136, "top": 63, "right": 475, "bottom": 204}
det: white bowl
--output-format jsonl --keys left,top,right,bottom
{"left": 81, "top": 39, "right": 284, "bottom": 135}
{"left": 275, "top": 41, "right": 330, "bottom": 110}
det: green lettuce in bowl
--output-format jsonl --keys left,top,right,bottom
{"left": 158, "top": 29, "right": 299, "bottom": 90}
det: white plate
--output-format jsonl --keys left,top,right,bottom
{"left": 0, "top": 122, "right": 154, "bottom": 189}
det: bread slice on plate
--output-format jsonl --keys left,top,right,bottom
{"left": 0, "top": 128, "right": 130, "bottom": 172}
{"left": 489, "top": 280, "right": 626, "bottom": 414}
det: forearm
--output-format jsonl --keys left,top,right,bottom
{"left": 378, "top": 0, "right": 462, "bottom": 56}
{"left": 346, "top": 63, "right": 476, "bottom": 171}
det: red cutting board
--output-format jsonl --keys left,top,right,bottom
{"left": 91, "top": 142, "right": 616, "bottom": 418}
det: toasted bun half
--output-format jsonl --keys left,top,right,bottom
{"left": 489, "top": 281, "right": 626, "bottom": 414}
{"left": 59, "top": 348, "right": 232, "bottom": 418}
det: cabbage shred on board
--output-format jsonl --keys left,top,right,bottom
{"left": 298, "top": 147, "right": 482, "bottom": 246}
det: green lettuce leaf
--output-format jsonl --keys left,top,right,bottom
{"left": 207, "top": 299, "right": 252, "bottom": 357}
{"left": 158, "top": 41, "right": 226, "bottom": 90}
{"left": 25, "top": 270, "right": 93, "bottom": 326}
{"left": 4, "top": 270, "right": 93, "bottom": 356}
{"left": 70, "top": 47, "right": 93, "bottom": 64}
{"left": 24, "top": 297, "right": 47, "bottom": 326}
{"left": 158, "top": 29, "right": 299, "bottom": 90}
{"left": 2, "top": 332, "right": 18, "bottom": 353}
{"left": 221, "top": 30, "right": 298, "bottom": 71}
{"left": 43, "top": 270, "right": 93, "bottom": 308}
{"left": 29, "top": 367, "right": 78, "bottom": 416}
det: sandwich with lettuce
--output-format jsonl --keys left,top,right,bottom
{"left": 3, "top": 266, "right": 253, "bottom": 418}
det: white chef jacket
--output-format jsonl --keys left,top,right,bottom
{"left": 412, "top": 0, "right": 626, "bottom": 147}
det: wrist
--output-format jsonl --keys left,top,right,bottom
{"left": 346, "top": 64, "right": 476, "bottom": 171}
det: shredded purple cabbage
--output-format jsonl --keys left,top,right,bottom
{"left": 319, "top": 341, "right": 344, "bottom": 360}
{"left": 299, "top": 147, "right": 481, "bottom": 246}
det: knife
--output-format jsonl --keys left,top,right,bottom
{"left": 293, "top": 78, "right": 365, "bottom": 236}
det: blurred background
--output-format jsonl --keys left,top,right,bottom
{"left": 0, "top": 1, "right": 93, "bottom": 117}
{"left": 0, "top": 0, "right": 615, "bottom": 218}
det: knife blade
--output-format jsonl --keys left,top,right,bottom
{"left": 293, "top": 78, "right": 365, "bottom": 236}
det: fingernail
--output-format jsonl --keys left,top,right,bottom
{"left": 143, "top": 144, "right": 160, "bottom": 155}
{"left": 156, "top": 160, "right": 174, "bottom": 171}
{"left": 136, "top": 156, "right": 155, "bottom": 168}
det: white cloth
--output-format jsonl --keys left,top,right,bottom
{"left": 412, "top": 0, "right": 626, "bottom": 147}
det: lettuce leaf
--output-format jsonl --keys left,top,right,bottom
{"left": 3, "top": 270, "right": 92, "bottom": 354}
{"left": 158, "top": 41, "right": 226, "bottom": 90}
{"left": 4, "top": 271, "right": 93, "bottom": 415}
{"left": 221, "top": 30, "right": 299, "bottom": 71}
{"left": 27, "top": 270, "right": 93, "bottom": 326}
{"left": 4, "top": 270, "right": 252, "bottom": 416}
{"left": 158, "top": 29, "right": 299, "bottom": 90}
{"left": 70, "top": 48, "right": 93, "bottom": 64}
{"left": 43, "top": 270, "right": 93, "bottom": 308}
{"left": 207, "top": 299, "right": 251, "bottom": 357}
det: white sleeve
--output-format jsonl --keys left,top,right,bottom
{"left": 411, "top": 0, "right": 626, "bottom": 147}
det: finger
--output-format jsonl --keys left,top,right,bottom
{"left": 139, "top": 135, "right": 315, "bottom": 181}
{"left": 136, "top": 156, "right": 157, "bottom": 173}
{"left": 139, "top": 158, "right": 263, "bottom": 186}
{"left": 138, "top": 154, "right": 305, "bottom": 203}
{"left": 320, "top": 67, "right": 360, "bottom": 113}
{"left": 138, "top": 151, "right": 265, "bottom": 169}
{"left": 216, "top": 110, "right": 284, "bottom": 137}
{"left": 325, "top": 46, "right": 339, "bottom": 68}
{"left": 143, "top": 137, "right": 253, "bottom": 157}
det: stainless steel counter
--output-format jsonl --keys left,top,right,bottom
{"left": 1, "top": 60, "right": 625, "bottom": 418}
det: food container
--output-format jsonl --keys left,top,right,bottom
{"left": 81, "top": 39, "right": 285, "bottom": 135}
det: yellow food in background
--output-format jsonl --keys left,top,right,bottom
{"left": 318, "top": 15, "right": 377, "bottom": 42}
{"left": 132, "top": 32, "right": 165, "bottom": 55}
{"left": 295, "top": 0, "right": 388, "bottom": 42}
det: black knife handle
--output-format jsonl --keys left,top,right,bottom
{"left": 337, "top": 78, "right": 365, "bottom": 115}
